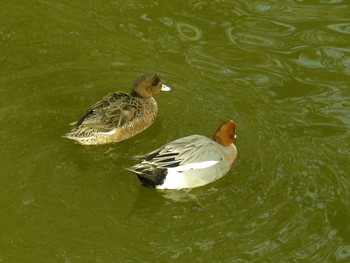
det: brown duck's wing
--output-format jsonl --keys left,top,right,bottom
{"left": 74, "top": 92, "right": 141, "bottom": 132}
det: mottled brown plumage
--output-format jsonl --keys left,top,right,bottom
{"left": 63, "top": 73, "right": 171, "bottom": 145}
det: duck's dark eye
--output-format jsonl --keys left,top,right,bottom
{"left": 152, "top": 77, "right": 160, "bottom": 86}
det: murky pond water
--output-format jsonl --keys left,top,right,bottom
{"left": 1, "top": 0, "right": 350, "bottom": 262}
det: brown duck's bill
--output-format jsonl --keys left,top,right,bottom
{"left": 161, "top": 84, "right": 171, "bottom": 91}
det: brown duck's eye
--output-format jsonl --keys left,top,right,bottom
{"left": 152, "top": 77, "right": 160, "bottom": 86}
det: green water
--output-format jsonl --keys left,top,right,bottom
{"left": 1, "top": 0, "right": 350, "bottom": 262}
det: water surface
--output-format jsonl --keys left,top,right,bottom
{"left": 1, "top": 0, "right": 350, "bottom": 262}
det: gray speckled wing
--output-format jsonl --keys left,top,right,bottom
{"left": 129, "top": 134, "right": 237, "bottom": 189}
{"left": 135, "top": 135, "right": 223, "bottom": 168}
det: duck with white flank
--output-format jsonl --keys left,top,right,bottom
{"left": 127, "top": 120, "right": 237, "bottom": 189}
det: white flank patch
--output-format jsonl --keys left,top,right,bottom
{"left": 156, "top": 170, "right": 184, "bottom": 189}
{"left": 171, "top": 160, "right": 219, "bottom": 172}
{"left": 156, "top": 160, "right": 219, "bottom": 190}
{"left": 100, "top": 129, "right": 117, "bottom": 135}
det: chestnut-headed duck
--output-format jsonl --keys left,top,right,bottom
{"left": 63, "top": 73, "right": 171, "bottom": 145}
{"left": 126, "top": 120, "right": 237, "bottom": 189}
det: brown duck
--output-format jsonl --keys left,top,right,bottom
{"left": 63, "top": 73, "right": 171, "bottom": 145}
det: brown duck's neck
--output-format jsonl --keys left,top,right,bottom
{"left": 130, "top": 91, "right": 143, "bottom": 98}
{"left": 131, "top": 91, "right": 155, "bottom": 98}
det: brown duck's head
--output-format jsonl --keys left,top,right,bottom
{"left": 131, "top": 73, "right": 171, "bottom": 98}
{"left": 212, "top": 120, "right": 236, "bottom": 146}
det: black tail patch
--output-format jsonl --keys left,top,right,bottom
{"left": 137, "top": 168, "right": 168, "bottom": 188}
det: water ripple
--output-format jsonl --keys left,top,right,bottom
{"left": 175, "top": 21, "right": 203, "bottom": 41}
{"left": 223, "top": 17, "right": 295, "bottom": 51}
{"left": 327, "top": 22, "right": 350, "bottom": 35}
{"left": 226, "top": 17, "right": 296, "bottom": 37}
{"left": 334, "top": 244, "right": 350, "bottom": 261}
{"left": 239, "top": 0, "right": 350, "bottom": 21}
{"left": 296, "top": 28, "right": 348, "bottom": 45}
{"left": 294, "top": 47, "right": 350, "bottom": 73}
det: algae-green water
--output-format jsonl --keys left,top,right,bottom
{"left": 1, "top": 1, "right": 350, "bottom": 262}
